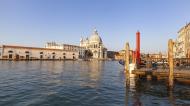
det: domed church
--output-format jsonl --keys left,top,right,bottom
{"left": 80, "top": 29, "right": 107, "bottom": 59}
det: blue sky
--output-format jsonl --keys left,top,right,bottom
{"left": 0, "top": 0, "right": 190, "bottom": 53}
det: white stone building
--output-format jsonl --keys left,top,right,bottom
{"left": 0, "top": 45, "right": 79, "bottom": 60}
{"left": 0, "top": 29, "right": 107, "bottom": 60}
{"left": 80, "top": 29, "right": 107, "bottom": 59}
{"left": 45, "top": 42, "right": 85, "bottom": 59}
{"left": 174, "top": 23, "right": 190, "bottom": 58}
{"left": 174, "top": 36, "right": 185, "bottom": 58}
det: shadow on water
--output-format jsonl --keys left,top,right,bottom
{"left": 125, "top": 73, "right": 190, "bottom": 106}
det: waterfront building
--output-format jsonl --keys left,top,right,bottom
{"left": 80, "top": 29, "right": 107, "bottom": 59}
{"left": 0, "top": 45, "right": 79, "bottom": 60}
{"left": 0, "top": 29, "right": 107, "bottom": 60}
{"left": 148, "top": 53, "right": 164, "bottom": 59}
{"left": 107, "top": 51, "right": 118, "bottom": 60}
{"left": 114, "top": 50, "right": 125, "bottom": 60}
{"left": 114, "top": 50, "right": 135, "bottom": 61}
{"left": 45, "top": 42, "right": 85, "bottom": 59}
{"left": 174, "top": 23, "right": 190, "bottom": 58}
{"left": 173, "top": 40, "right": 178, "bottom": 58}
{"left": 45, "top": 42, "right": 79, "bottom": 51}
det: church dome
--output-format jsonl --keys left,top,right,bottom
{"left": 89, "top": 29, "right": 102, "bottom": 43}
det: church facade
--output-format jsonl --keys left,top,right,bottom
{"left": 80, "top": 29, "right": 107, "bottom": 59}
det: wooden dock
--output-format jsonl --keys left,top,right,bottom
{"left": 123, "top": 39, "right": 190, "bottom": 87}
{"left": 132, "top": 69, "right": 190, "bottom": 85}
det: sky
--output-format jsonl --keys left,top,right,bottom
{"left": 0, "top": 0, "right": 190, "bottom": 53}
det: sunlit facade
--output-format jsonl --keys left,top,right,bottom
{"left": 174, "top": 23, "right": 190, "bottom": 58}
{"left": 45, "top": 42, "right": 85, "bottom": 58}
{"left": 80, "top": 29, "right": 107, "bottom": 59}
{"left": 0, "top": 29, "right": 108, "bottom": 60}
{"left": 0, "top": 45, "right": 78, "bottom": 60}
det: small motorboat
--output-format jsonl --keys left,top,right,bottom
{"left": 119, "top": 60, "right": 125, "bottom": 66}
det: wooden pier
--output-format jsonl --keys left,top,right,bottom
{"left": 123, "top": 39, "right": 190, "bottom": 87}
{"left": 132, "top": 69, "right": 190, "bottom": 85}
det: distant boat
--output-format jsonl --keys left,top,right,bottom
{"left": 118, "top": 60, "right": 136, "bottom": 73}
{"left": 119, "top": 60, "right": 125, "bottom": 66}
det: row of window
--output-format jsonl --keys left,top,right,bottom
{"left": 7, "top": 54, "right": 76, "bottom": 59}
{"left": 88, "top": 44, "right": 101, "bottom": 48}
{"left": 8, "top": 50, "right": 75, "bottom": 55}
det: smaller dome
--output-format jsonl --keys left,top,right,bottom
{"left": 89, "top": 29, "right": 102, "bottom": 43}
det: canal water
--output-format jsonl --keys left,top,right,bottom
{"left": 0, "top": 61, "right": 190, "bottom": 106}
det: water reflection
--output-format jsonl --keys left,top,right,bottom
{"left": 0, "top": 61, "right": 126, "bottom": 106}
{"left": 125, "top": 71, "right": 190, "bottom": 106}
{"left": 79, "top": 61, "right": 103, "bottom": 88}
{"left": 0, "top": 61, "right": 190, "bottom": 106}
{"left": 126, "top": 72, "right": 142, "bottom": 106}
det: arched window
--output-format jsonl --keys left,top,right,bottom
{"left": 25, "top": 51, "right": 29, "bottom": 53}
{"left": 8, "top": 50, "right": 13, "bottom": 53}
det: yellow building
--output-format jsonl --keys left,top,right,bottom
{"left": 114, "top": 50, "right": 135, "bottom": 60}
{"left": 114, "top": 50, "right": 125, "bottom": 60}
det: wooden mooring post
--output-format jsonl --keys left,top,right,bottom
{"left": 168, "top": 39, "right": 174, "bottom": 88}
{"left": 125, "top": 42, "right": 130, "bottom": 73}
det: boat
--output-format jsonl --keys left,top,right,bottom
{"left": 119, "top": 59, "right": 125, "bottom": 66}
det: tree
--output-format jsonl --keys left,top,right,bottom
{"left": 84, "top": 50, "right": 93, "bottom": 59}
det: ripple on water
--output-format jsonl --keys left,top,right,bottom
{"left": 0, "top": 61, "right": 190, "bottom": 106}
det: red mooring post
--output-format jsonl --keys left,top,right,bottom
{"left": 136, "top": 31, "right": 141, "bottom": 67}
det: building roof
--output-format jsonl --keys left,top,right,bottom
{"left": 46, "top": 42, "right": 80, "bottom": 48}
